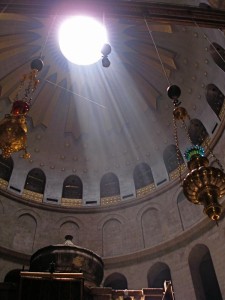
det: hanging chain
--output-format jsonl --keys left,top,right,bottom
{"left": 172, "top": 103, "right": 183, "bottom": 185}
{"left": 144, "top": 18, "right": 171, "bottom": 86}
{"left": 14, "top": 70, "right": 39, "bottom": 106}
{"left": 204, "top": 138, "right": 224, "bottom": 171}
{"left": 181, "top": 119, "right": 192, "bottom": 145}
{"left": 40, "top": 14, "right": 57, "bottom": 58}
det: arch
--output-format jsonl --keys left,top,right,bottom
{"left": 141, "top": 208, "right": 163, "bottom": 248}
{"left": 0, "top": 200, "right": 4, "bottom": 214}
{"left": 209, "top": 42, "right": 225, "bottom": 73}
{"left": 104, "top": 272, "right": 128, "bottom": 289}
{"left": 56, "top": 215, "right": 84, "bottom": 230}
{"left": 62, "top": 175, "right": 83, "bottom": 199}
{"left": 14, "top": 208, "right": 41, "bottom": 223}
{"left": 98, "top": 214, "right": 126, "bottom": 230}
{"left": 163, "top": 144, "right": 184, "bottom": 175}
{"left": 0, "top": 155, "right": 13, "bottom": 181}
{"left": 4, "top": 269, "right": 21, "bottom": 284}
{"left": 59, "top": 221, "right": 79, "bottom": 244}
{"left": 4, "top": 269, "right": 20, "bottom": 298}
{"left": 177, "top": 191, "right": 202, "bottom": 229}
{"left": 189, "top": 244, "right": 222, "bottom": 300}
{"left": 133, "top": 162, "right": 154, "bottom": 190}
{"left": 188, "top": 119, "right": 209, "bottom": 145}
{"left": 206, "top": 84, "right": 224, "bottom": 119}
{"left": 147, "top": 262, "right": 172, "bottom": 288}
{"left": 100, "top": 172, "right": 120, "bottom": 198}
{"left": 12, "top": 213, "right": 37, "bottom": 253}
{"left": 102, "top": 218, "right": 123, "bottom": 256}
{"left": 24, "top": 168, "right": 46, "bottom": 194}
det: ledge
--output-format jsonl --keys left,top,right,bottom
{"left": 0, "top": 1, "right": 225, "bottom": 29}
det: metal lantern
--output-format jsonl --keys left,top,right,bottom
{"left": 0, "top": 58, "right": 43, "bottom": 159}
{"left": 168, "top": 85, "right": 225, "bottom": 221}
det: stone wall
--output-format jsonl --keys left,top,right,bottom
{"left": 0, "top": 172, "right": 225, "bottom": 299}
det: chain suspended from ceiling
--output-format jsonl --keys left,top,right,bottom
{"left": 144, "top": 15, "right": 225, "bottom": 223}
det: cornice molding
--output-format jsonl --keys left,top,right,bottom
{"left": 0, "top": 1, "right": 225, "bottom": 28}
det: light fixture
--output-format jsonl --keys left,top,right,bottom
{"left": 101, "top": 43, "right": 111, "bottom": 67}
{"left": 167, "top": 85, "right": 225, "bottom": 222}
{"left": 0, "top": 58, "right": 43, "bottom": 159}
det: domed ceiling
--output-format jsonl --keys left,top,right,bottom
{"left": 0, "top": 0, "right": 225, "bottom": 205}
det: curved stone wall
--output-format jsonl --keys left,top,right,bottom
{"left": 1, "top": 148, "right": 225, "bottom": 299}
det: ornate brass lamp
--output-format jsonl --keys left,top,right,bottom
{"left": 0, "top": 58, "right": 43, "bottom": 159}
{"left": 167, "top": 85, "right": 225, "bottom": 221}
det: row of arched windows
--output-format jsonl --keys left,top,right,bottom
{"left": 0, "top": 152, "right": 193, "bottom": 200}
{"left": 0, "top": 144, "right": 215, "bottom": 203}
{"left": 0, "top": 119, "right": 218, "bottom": 199}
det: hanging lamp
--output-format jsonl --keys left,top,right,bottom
{"left": 167, "top": 85, "right": 225, "bottom": 222}
{"left": 0, "top": 58, "right": 43, "bottom": 159}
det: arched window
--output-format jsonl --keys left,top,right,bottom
{"left": 142, "top": 208, "right": 163, "bottom": 248}
{"left": 60, "top": 221, "right": 79, "bottom": 244}
{"left": 4, "top": 269, "right": 20, "bottom": 299}
{"left": 148, "top": 262, "right": 172, "bottom": 288}
{"left": 62, "top": 175, "right": 83, "bottom": 199}
{"left": 100, "top": 172, "right": 120, "bottom": 198}
{"left": 133, "top": 162, "right": 154, "bottom": 190}
{"left": 24, "top": 168, "right": 46, "bottom": 194}
{"left": 103, "top": 219, "right": 123, "bottom": 256}
{"left": 206, "top": 84, "right": 224, "bottom": 119}
{"left": 0, "top": 155, "right": 13, "bottom": 181}
{"left": 13, "top": 213, "right": 37, "bottom": 253}
{"left": 104, "top": 273, "right": 128, "bottom": 289}
{"left": 189, "top": 244, "right": 222, "bottom": 300}
{"left": 209, "top": 42, "right": 225, "bottom": 72}
{"left": 188, "top": 119, "right": 208, "bottom": 145}
{"left": 163, "top": 144, "right": 184, "bottom": 174}
{"left": 4, "top": 269, "right": 21, "bottom": 284}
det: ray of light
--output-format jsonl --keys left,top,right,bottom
{"left": 45, "top": 79, "right": 107, "bottom": 109}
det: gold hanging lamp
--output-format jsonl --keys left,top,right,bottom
{"left": 0, "top": 58, "right": 43, "bottom": 159}
{"left": 167, "top": 85, "right": 225, "bottom": 222}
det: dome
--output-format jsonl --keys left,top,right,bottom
{"left": 0, "top": 0, "right": 224, "bottom": 207}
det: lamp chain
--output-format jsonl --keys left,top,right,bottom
{"left": 173, "top": 115, "right": 183, "bottom": 184}
{"left": 0, "top": 1, "right": 14, "bottom": 14}
{"left": 144, "top": 18, "right": 171, "bottom": 86}
{"left": 40, "top": 14, "right": 57, "bottom": 58}
{"left": 204, "top": 138, "right": 224, "bottom": 171}
{"left": 181, "top": 119, "right": 192, "bottom": 145}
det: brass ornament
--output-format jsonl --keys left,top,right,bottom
{"left": 183, "top": 154, "right": 225, "bottom": 221}
{"left": 167, "top": 85, "right": 225, "bottom": 222}
{"left": 0, "top": 58, "right": 43, "bottom": 159}
{"left": 173, "top": 106, "right": 189, "bottom": 121}
{"left": 0, "top": 115, "right": 29, "bottom": 159}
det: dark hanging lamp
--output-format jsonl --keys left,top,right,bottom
{"left": 101, "top": 43, "right": 111, "bottom": 67}
{"left": 167, "top": 85, "right": 225, "bottom": 222}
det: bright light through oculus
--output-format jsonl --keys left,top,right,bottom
{"left": 58, "top": 16, "right": 108, "bottom": 65}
